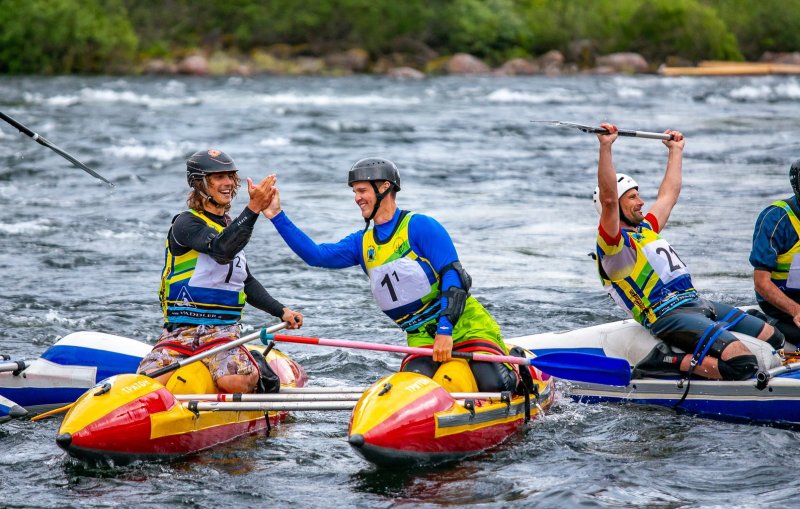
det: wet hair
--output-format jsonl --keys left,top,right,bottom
{"left": 186, "top": 173, "right": 240, "bottom": 213}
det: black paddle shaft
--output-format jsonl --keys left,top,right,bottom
{"left": 0, "top": 110, "right": 114, "bottom": 186}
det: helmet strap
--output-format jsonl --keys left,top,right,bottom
{"left": 363, "top": 181, "right": 391, "bottom": 231}
{"left": 619, "top": 204, "right": 640, "bottom": 228}
{"left": 194, "top": 178, "right": 223, "bottom": 209}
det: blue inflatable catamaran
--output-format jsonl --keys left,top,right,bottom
{"left": 511, "top": 314, "right": 800, "bottom": 428}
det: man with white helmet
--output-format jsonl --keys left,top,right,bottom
{"left": 594, "top": 123, "right": 782, "bottom": 380}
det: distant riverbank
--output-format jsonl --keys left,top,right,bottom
{"left": 139, "top": 48, "right": 800, "bottom": 78}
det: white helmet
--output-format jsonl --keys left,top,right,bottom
{"left": 593, "top": 173, "right": 638, "bottom": 214}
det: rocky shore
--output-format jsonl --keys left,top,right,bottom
{"left": 141, "top": 46, "right": 800, "bottom": 78}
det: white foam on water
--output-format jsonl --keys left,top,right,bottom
{"left": 0, "top": 219, "right": 52, "bottom": 235}
{"left": 44, "top": 309, "right": 87, "bottom": 328}
{"left": 727, "top": 80, "right": 800, "bottom": 101}
{"left": 103, "top": 139, "right": 196, "bottom": 161}
{"left": 94, "top": 229, "right": 146, "bottom": 240}
{"left": 617, "top": 88, "right": 644, "bottom": 98}
{"left": 729, "top": 84, "right": 772, "bottom": 100}
{"left": 24, "top": 87, "right": 201, "bottom": 108}
{"left": 0, "top": 183, "right": 19, "bottom": 200}
{"left": 259, "top": 136, "right": 291, "bottom": 147}
{"left": 774, "top": 80, "right": 800, "bottom": 99}
{"left": 486, "top": 87, "right": 577, "bottom": 104}
{"left": 255, "top": 92, "right": 420, "bottom": 106}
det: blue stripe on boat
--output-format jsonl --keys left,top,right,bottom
{"left": 41, "top": 346, "right": 144, "bottom": 381}
{"left": 1, "top": 387, "right": 87, "bottom": 408}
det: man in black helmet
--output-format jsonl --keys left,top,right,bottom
{"left": 749, "top": 160, "right": 800, "bottom": 347}
{"left": 261, "top": 158, "right": 521, "bottom": 393}
{"left": 138, "top": 149, "right": 303, "bottom": 393}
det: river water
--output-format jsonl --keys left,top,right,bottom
{"left": 1, "top": 74, "right": 799, "bottom": 508}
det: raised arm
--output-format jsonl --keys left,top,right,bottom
{"left": 597, "top": 122, "right": 621, "bottom": 236}
{"left": 647, "top": 130, "right": 685, "bottom": 228}
{"left": 263, "top": 188, "right": 362, "bottom": 269}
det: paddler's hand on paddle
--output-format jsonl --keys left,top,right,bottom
{"left": 662, "top": 129, "right": 685, "bottom": 150}
{"left": 281, "top": 307, "right": 303, "bottom": 329}
{"left": 597, "top": 122, "right": 618, "bottom": 145}
{"left": 432, "top": 334, "right": 453, "bottom": 362}
{"left": 247, "top": 174, "right": 277, "bottom": 214}
{"left": 263, "top": 187, "right": 282, "bottom": 219}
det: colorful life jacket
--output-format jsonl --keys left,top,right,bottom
{"left": 361, "top": 211, "right": 441, "bottom": 332}
{"left": 770, "top": 200, "right": 800, "bottom": 291}
{"left": 159, "top": 210, "right": 247, "bottom": 326}
{"left": 596, "top": 219, "right": 697, "bottom": 326}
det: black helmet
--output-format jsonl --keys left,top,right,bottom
{"left": 347, "top": 158, "right": 401, "bottom": 191}
{"left": 186, "top": 149, "right": 237, "bottom": 186}
{"left": 791, "top": 160, "right": 800, "bottom": 202}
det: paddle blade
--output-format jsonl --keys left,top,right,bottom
{"left": 530, "top": 352, "right": 631, "bottom": 386}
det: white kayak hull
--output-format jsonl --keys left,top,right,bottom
{"left": 0, "top": 331, "right": 150, "bottom": 416}
{"left": 510, "top": 316, "right": 800, "bottom": 428}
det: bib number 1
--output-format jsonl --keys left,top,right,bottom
{"left": 370, "top": 258, "right": 432, "bottom": 311}
{"left": 381, "top": 271, "right": 400, "bottom": 302}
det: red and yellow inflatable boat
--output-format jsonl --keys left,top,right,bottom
{"left": 56, "top": 345, "right": 306, "bottom": 463}
{"left": 347, "top": 354, "right": 554, "bottom": 466}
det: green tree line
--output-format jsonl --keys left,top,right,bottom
{"left": 1, "top": 0, "right": 798, "bottom": 74}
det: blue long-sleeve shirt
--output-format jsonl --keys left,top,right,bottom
{"left": 270, "top": 208, "right": 463, "bottom": 334}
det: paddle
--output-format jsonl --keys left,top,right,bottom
{"left": 532, "top": 120, "right": 674, "bottom": 141}
{"left": 176, "top": 393, "right": 363, "bottom": 402}
{"left": 0, "top": 111, "right": 114, "bottom": 186}
{"left": 183, "top": 401, "right": 356, "bottom": 412}
{"left": 175, "top": 390, "right": 525, "bottom": 403}
{"left": 261, "top": 331, "right": 632, "bottom": 386}
{"left": 145, "top": 321, "right": 289, "bottom": 379}
{"left": 30, "top": 402, "right": 74, "bottom": 422}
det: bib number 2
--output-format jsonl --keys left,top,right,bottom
{"left": 642, "top": 239, "right": 689, "bottom": 283}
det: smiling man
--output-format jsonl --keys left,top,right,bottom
{"left": 593, "top": 124, "right": 782, "bottom": 381}
{"left": 138, "top": 149, "right": 303, "bottom": 393}
{"left": 262, "top": 157, "right": 519, "bottom": 393}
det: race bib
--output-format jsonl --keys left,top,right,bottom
{"left": 787, "top": 255, "right": 800, "bottom": 290}
{"left": 640, "top": 238, "right": 690, "bottom": 284}
{"left": 369, "top": 258, "right": 432, "bottom": 311}
{"left": 190, "top": 251, "right": 247, "bottom": 291}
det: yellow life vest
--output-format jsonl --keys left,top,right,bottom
{"left": 361, "top": 211, "right": 441, "bottom": 331}
{"left": 771, "top": 200, "right": 800, "bottom": 290}
{"left": 597, "top": 220, "right": 697, "bottom": 326}
{"left": 159, "top": 210, "right": 247, "bottom": 325}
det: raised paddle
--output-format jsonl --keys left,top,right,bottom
{"left": 145, "top": 321, "right": 289, "bottom": 379}
{"left": 261, "top": 331, "right": 632, "bottom": 386}
{"left": 0, "top": 111, "right": 114, "bottom": 186}
{"left": 532, "top": 120, "right": 674, "bottom": 141}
